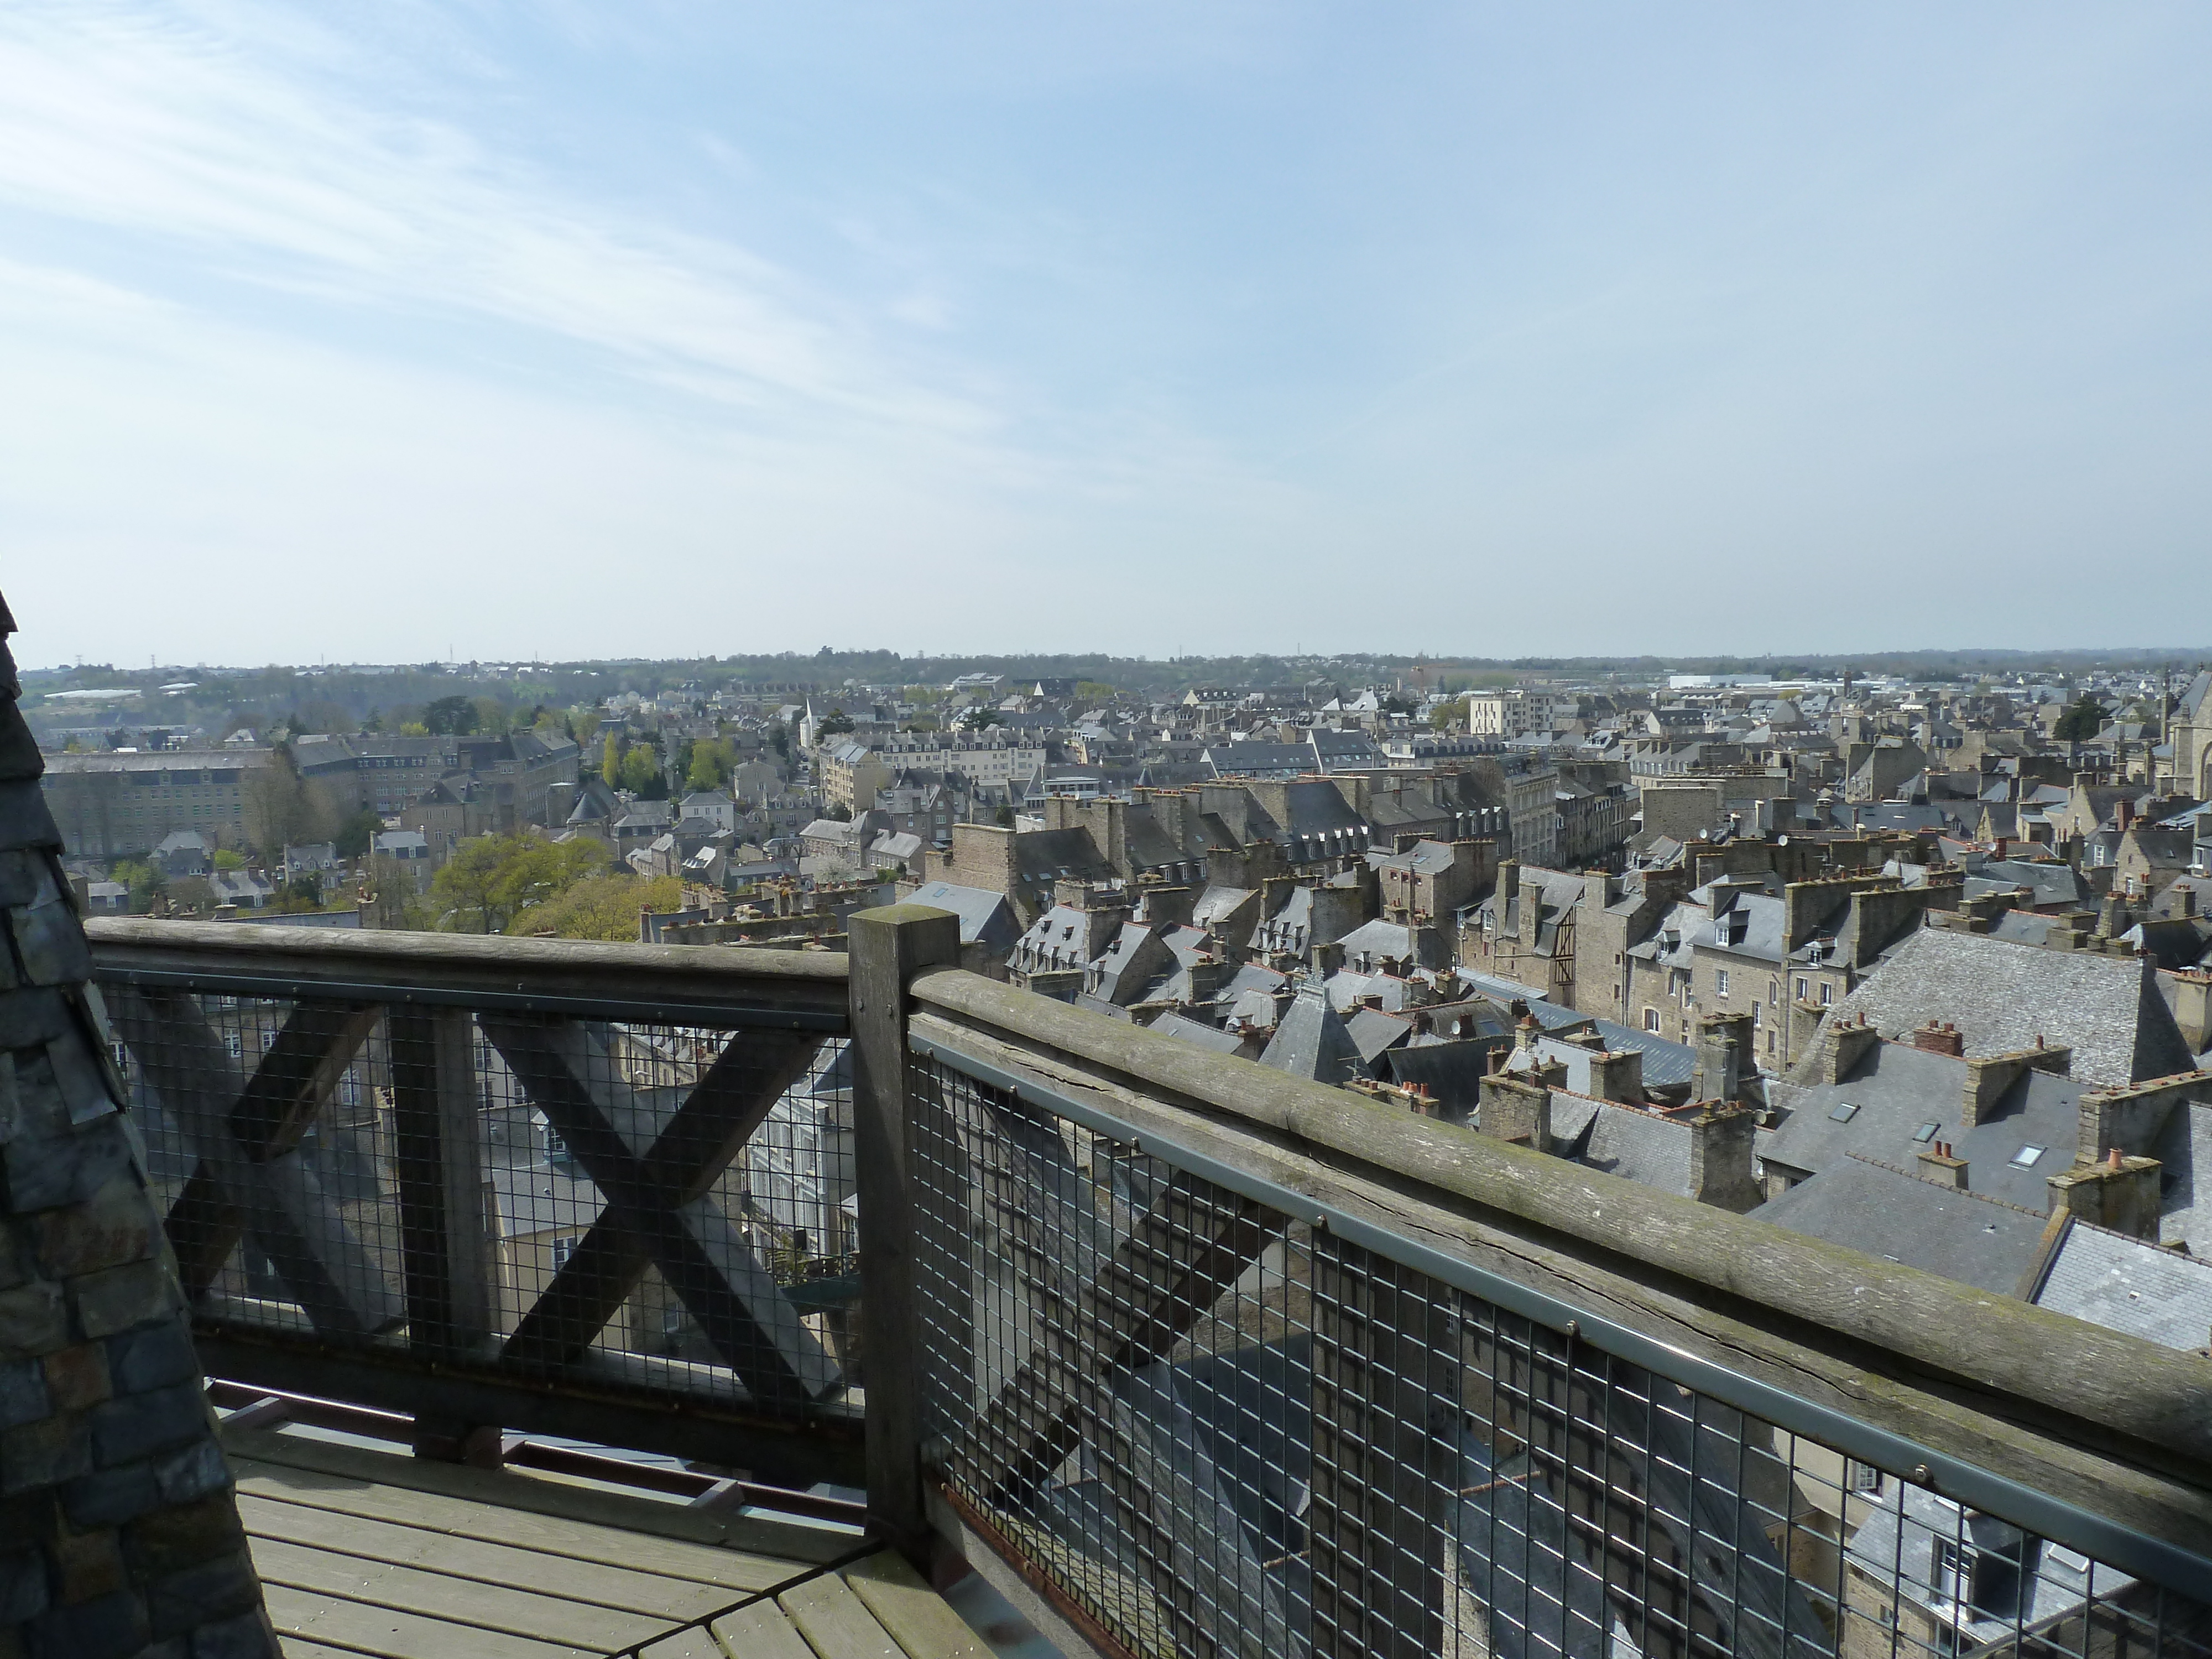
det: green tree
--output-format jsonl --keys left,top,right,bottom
{"left": 601, "top": 734, "right": 623, "bottom": 787}
{"left": 960, "top": 707, "right": 1004, "bottom": 731}
{"left": 512, "top": 872, "right": 682, "bottom": 940}
{"left": 111, "top": 859, "right": 165, "bottom": 914}
{"left": 2053, "top": 695, "right": 2105, "bottom": 743}
{"left": 242, "top": 754, "right": 338, "bottom": 856}
{"left": 213, "top": 848, "right": 247, "bottom": 872}
{"left": 1428, "top": 702, "right": 1461, "bottom": 731}
{"left": 168, "top": 875, "right": 215, "bottom": 916}
{"left": 618, "top": 743, "right": 662, "bottom": 795}
{"left": 686, "top": 737, "right": 735, "bottom": 792}
{"left": 333, "top": 808, "right": 380, "bottom": 859}
{"left": 818, "top": 709, "right": 855, "bottom": 736}
{"left": 430, "top": 833, "right": 610, "bottom": 933}
{"left": 424, "top": 695, "right": 478, "bottom": 735}
{"left": 994, "top": 804, "right": 1016, "bottom": 827}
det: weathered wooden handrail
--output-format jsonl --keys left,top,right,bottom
{"left": 86, "top": 917, "right": 849, "bottom": 1026}
{"left": 908, "top": 963, "right": 2212, "bottom": 1559}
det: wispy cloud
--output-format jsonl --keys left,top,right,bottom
{"left": 0, "top": 1, "right": 992, "bottom": 434}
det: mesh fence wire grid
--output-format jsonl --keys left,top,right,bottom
{"left": 908, "top": 1049, "right": 2212, "bottom": 1659}
{"left": 104, "top": 983, "right": 858, "bottom": 1419}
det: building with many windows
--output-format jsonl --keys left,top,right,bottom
{"left": 40, "top": 749, "right": 274, "bottom": 857}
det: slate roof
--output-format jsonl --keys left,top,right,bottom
{"left": 1374, "top": 1040, "right": 1496, "bottom": 1112}
{"left": 1345, "top": 1008, "right": 1415, "bottom": 1065}
{"left": 1144, "top": 1010, "right": 1246, "bottom": 1055}
{"left": 1805, "top": 929, "right": 2197, "bottom": 1087}
{"left": 1846, "top": 1478, "right": 2134, "bottom": 1642}
{"left": 1551, "top": 1100, "right": 1694, "bottom": 1199}
{"left": 906, "top": 880, "right": 1020, "bottom": 952}
{"left": 1752, "top": 1155, "right": 2050, "bottom": 1294}
{"left": 2028, "top": 1218, "right": 2212, "bottom": 1350}
{"left": 1970, "top": 858, "right": 2090, "bottom": 910}
{"left": 1335, "top": 918, "right": 1418, "bottom": 969}
{"left": 1762, "top": 1039, "right": 2083, "bottom": 1211}
{"left": 1258, "top": 977, "right": 1367, "bottom": 1086}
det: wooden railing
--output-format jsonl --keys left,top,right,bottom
{"left": 90, "top": 910, "right": 2212, "bottom": 1659}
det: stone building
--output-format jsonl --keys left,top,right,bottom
{"left": 39, "top": 752, "right": 276, "bottom": 859}
{"left": 0, "top": 590, "right": 279, "bottom": 1656}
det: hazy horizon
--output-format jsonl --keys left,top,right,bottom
{"left": 3, "top": 4, "right": 2207, "bottom": 669}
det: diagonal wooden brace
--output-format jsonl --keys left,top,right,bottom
{"left": 106, "top": 985, "right": 399, "bottom": 1335}
{"left": 958, "top": 1168, "right": 1285, "bottom": 1511}
{"left": 498, "top": 1025, "right": 821, "bottom": 1369}
{"left": 479, "top": 1016, "right": 841, "bottom": 1405}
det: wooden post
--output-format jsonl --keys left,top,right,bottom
{"left": 389, "top": 1006, "right": 493, "bottom": 1359}
{"left": 849, "top": 903, "right": 961, "bottom": 1560}
{"left": 389, "top": 1005, "right": 497, "bottom": 1462}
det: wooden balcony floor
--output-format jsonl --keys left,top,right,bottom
{"left": 220, "top": 1426, "right": 995, "bottom": 1659}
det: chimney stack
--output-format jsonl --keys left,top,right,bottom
{"left": 1910, "top": 1020, "right": 1965, "bottom": 1058}
{"left": 1916, "top": 1141, "right": 1969, "bottom": 1189}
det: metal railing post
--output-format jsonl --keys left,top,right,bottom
{"left": 849, "top": 904, "right": 961, "bottom": 1559}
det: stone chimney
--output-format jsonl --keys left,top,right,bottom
{"left": 1692, "top": 1011, "right": 1753, "bottom": 1104}
{"left": 1477, "top": 1072, "right": 1552, "bottom": 1149}
{"left": 1517, "top": 878, "right": 1542, "bottom": 949}
{"left": 2047, "top": 1148, "right": 2163, "bottom": 1240}
{"left": 1910, "top": 1020, "right": 1965, "bottom": 1057}
{"left": 1686, "top": 1104, "right": 1763, "bottom": 1212}
{"left": 1821, "top": 1014, "right": 1881, "bottom": 1084}
{"left": 1585, "top": 1047, "right": 1645, "bottom": 1104}
{"left": 1498, "top": 859, "right": 1520, "bottom": 904}
{"left": 2116, "top": 798, "right": 2136, "bottom": 832}
{"left": 1916, "top": 1140, "right": 1969, "bottom": 1189}
{"left": 0, "top": 589, "right": 281, "bottom": 1654}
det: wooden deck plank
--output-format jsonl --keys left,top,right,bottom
{"left": 224, "top": 1425, "right": 858, "bottom": 1564}
{"left": 231, "top": 1451, "right": 805, "bottom": 1590}
{"left": 637, "top": 1629, "right": 734, "bottom": 1659}
{"left": 841, "top": 1553, "right": 992, "bottom": 1659}
{"left": 711, "top": 1598, "right": 818, "bottom": 1659}
{"left": 252, "top": 1536, "right": 671, "bottom": 1654}
{"left": 778, "top": 1572, "right": 904, "bottom": 1659}
{"left": 238, "top": 1491, "right": 740, "bottom": 1621}
{"left": 262, "top": 1581, "right": 591, "bottom": 1659}
{"left": 277, "top": 1642, "right": 368, "bottom": 1659}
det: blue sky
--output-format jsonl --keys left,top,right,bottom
{"left": 2, "top": 3, "right": 2206, "bottom": 668}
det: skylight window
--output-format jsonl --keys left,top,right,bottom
{"left": 1913, "top": 1122, "right": 1940, "bottom": 1144}
{"left": 2010, "top": 1145, "right": 2046, "bottom": 1168}
{"left": 1828, "top": 1102, "right": 1859, "bottom": 1123}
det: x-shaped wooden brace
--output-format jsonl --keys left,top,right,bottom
{"left": 949, "top": 1087, "right": 1293, "bottom": 1659}
{"left": 106, "top": 985, "right": 400, "bottom": 1336}
{"left": 477, "top": 1016, "right": 839, "bottom": 1407}
{"left": 1462, "top": 1324, "right": 1824, "bottom": 1659}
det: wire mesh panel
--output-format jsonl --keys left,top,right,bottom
{"left": 106, "top": 982, "right": 855, "bottom": 1423}
{"left": 909, "top": 1048, "right": 2212, "bottom": 1659}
